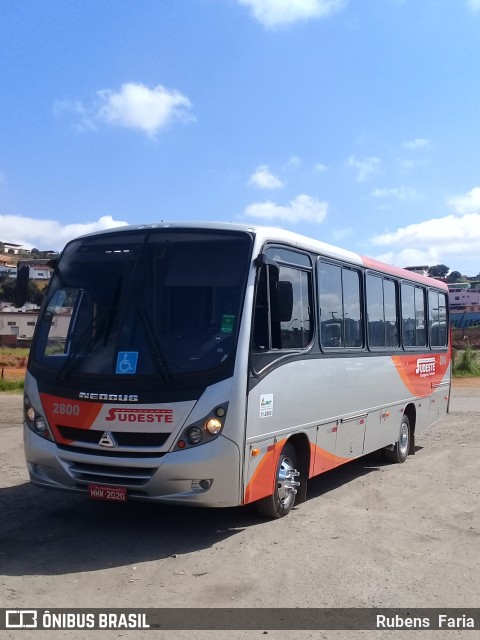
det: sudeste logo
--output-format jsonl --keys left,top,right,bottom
{"left": 105, "top": 408, "right": 173, "bottom": 423}
{"left": 415, "top": 357, "right": 436, "bottom": 377}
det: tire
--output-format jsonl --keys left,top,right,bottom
{"left": 255, "top": 443, "right": 300, "bottom": 518}
{"left": 383, "top": 414, "right": 410, "bottom": 463}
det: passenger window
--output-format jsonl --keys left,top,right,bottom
{"left": 384, "top": 280, "right": 400, "bottom": 347}
{"left": 415, "top": 287, "right": 427, "bottom": 346}
{"left": 402, "top": 283, "right": 427, "bottom": 347}
{"left": 252, "top": 263, "right": 313, "bottom": 351}
{"left": 343, "top": 269, "right": 362, "bottom": 347}
{"left": 318, "top": 262, "right": 363, "bottom": 349}
{"left": 366, "top": 274, "right": 384, "bottom": 347}
{"left": 402, "top": 284, "right": 416, "bottom": 347}
{"left": 319, "top": 263, "right": 343, "bottom": 347}
{"left": 278, "top": 267, "right": 311, "bottom": 348}
{"left": 366, "top": 275, "right": 399, "bottom": 348}
{"left": 429, "top": 290, "right": 448, "bottom": 347}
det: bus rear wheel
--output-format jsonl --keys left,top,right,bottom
{"left": 383, "top": 414, "right": 410, "bottom": 463}
{"left": 255, "top": 443, "right": 301, "bottom": 518}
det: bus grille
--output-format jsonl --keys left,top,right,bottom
{"left": 57, "top": 444, "right": 166, "bottom": 458}
{"left": 57, "top": 426, "right": 170, "bottom": 447}
{"left": 67, "top": 461, "right": 156, "bottom": 486}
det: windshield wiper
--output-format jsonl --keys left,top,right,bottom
{"left": 136, "top": 307, "right": 172, "bottom": 384}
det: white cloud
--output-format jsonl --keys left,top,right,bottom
{"left": 55, "top": 82, "right": 193, "bottom": 137}
{"left": 448, "top": 187, "right": 480, "bottom": 214}
{"left": 97, "top": 83, "right": 193, "bottom": 136}
{"left": 244, "top": 194, "right": 328, "bottom": 223}
{"left": 0, "top": 214, "right": 128, "bottom": 251}
{"left": 374, "top": 247, "right": 443, "bottom": 269}
{"left": 371, "top": 213, "right": 480, "bottom": 247}
{"left": 237, "top": 0, "right": 345, "bottom": 27}
{"left": 401, "top": 138, "right": 430, "bottom": 149}
{"left": 249, "top": 165, "right": 284, "bottom": 189}
{"left": 370, "top": 212, "right": 480, "bottom": 270}
{"left": 467, "top": 0, "right": 480, "bottom": 11}
{"left": 371, "top": 187, "right": 418, "bottom": 200}
{"left": 315, "top": 163, "right": 328, "bottom": 172}
{"left": 347, "top": 155, "right": 381, "bottom": 182}
{"left": 368, "top": 186, "right": 480, "bottom": 271}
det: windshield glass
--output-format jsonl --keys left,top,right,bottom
{"left": 32, "top": 229, "right": 252, "bottom": 381}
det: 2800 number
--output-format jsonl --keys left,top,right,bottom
{"left": 52, "top": 402, "right": 80, "bottom": 416}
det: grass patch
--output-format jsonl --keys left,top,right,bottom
{"left": 453, "top": 347, "right": 480, "bottom": 377}
{"left": 0, "top": 347, "right": 30, "bottom": 357}
{"left": 0, "top": 377, "right": 24, "bottom": 392}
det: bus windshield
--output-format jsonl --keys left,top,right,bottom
{"left": 32, "top": 229, "right": 252, "bottom": 380}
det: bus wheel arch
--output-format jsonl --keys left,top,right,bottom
{"left": 404, "top": 403, "right": 416, "bottom": 455}
{"left": 383, "top": 404, "right": 415, "bottom": 464}
{"left": 286, "top": 433, "right": 310, "bottom": 504}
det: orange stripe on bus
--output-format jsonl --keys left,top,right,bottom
{"left": 390, "top": 353, "right": 451, "bottom": 398}
{"left": 244, "top": 438, "right": 287, "bottom": 505}
{"left": 244, "top": 438, "right": 352, "bottom": 504}
{"left": 40, "top": 393, "right": 104, "bottom": 445}
{"left": 309, "top": 442, "right": 350, "bottom": 477}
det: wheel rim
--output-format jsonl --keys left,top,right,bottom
{"left": 399, "top": 420, "right": 409, "bottom": 457}
{"left": 277, "top": 455, "right": 299, "bottom": 506}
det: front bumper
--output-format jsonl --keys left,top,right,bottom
{"left": 24, "top": 425, "right": 242, "bottom": 508}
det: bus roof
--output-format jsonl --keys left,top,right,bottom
{"left": 69, "top": 221, "right": 448, "bottom": 292}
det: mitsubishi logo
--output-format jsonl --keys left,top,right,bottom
{"left": 99, "top": 431, "right": 117, "bottom": 448}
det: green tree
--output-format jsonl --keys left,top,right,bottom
{"left": 0, "top": 278, "right": 15, "bottom": 302}
{"left": 428, "top": 264, "right": 449, "bottom": 278}
{"left": 0, "top": 278, "right": 44, "bottom": 305}
{"left": 447, "top": 270, "right": 463, "bottom": 283}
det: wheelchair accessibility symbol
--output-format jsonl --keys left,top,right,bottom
{"left": 116, "top": 351, "right": 139, "bottom": 374}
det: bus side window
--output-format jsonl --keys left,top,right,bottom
{"left": 401, "top": 283, "right": 426, "bottom": 347}
{"left": 429, "top": 290, "right": 448, "bottom": 348}
{"left": 318, "top": 262, "right": 362, "bottom": 349}
{"left": 252, "top": 264, "right": 312, "bottom": 351}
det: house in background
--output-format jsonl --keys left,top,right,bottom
{"left": 1, "top": 242, "right": 28, "bottom": 255}
{"left": 448, "top": 282, "right": 480, "bottom": 309}
{"left": 0, "top": 256, "right": 18, "bottom": 278}
{"left": 404, "top": 265, "right": 429, "bottom": 276}
{"left": 0, "top": 306, "right": 39, "bottom": 347}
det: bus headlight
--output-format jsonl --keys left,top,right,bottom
{"left": 24, "top": 395, "right": 52, "bottom": 441}
{"left": 205, "top": 418, "right": 222, "bottom": 435}
{"left": 187, "top": 426, "right": 203, "bottom": 445}
{"left": 174, "top": 403, "right": 228, "bottom": 451}
{"left": 26, "top": 405, "right": 35, "bottom": 424}
{"left": 34, "top": 416, "right": 48, "bottom": 437}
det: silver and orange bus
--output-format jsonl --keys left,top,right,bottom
{"left": 22, "top": 222, "right": 451, "bottom": 517}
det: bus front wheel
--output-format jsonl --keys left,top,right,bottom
{"left": 383, "top": 414, "right": 410, "bottom": 463}
{"left": 255, "top": 443, "right": 300, "bottom": 518}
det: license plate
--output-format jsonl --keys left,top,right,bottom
{"left": 88, "top": 484, "right": 127, "bottom": 502}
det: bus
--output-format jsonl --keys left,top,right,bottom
{"left": 21, "top": 222, "right": 451, "bottom": 518}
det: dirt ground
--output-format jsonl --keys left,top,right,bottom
{"left": 0, "top": 380, "right": 479, "bottom": 639}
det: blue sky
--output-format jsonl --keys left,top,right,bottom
{"left": 1, "top": 0, "right": 480, "bottom": 274}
